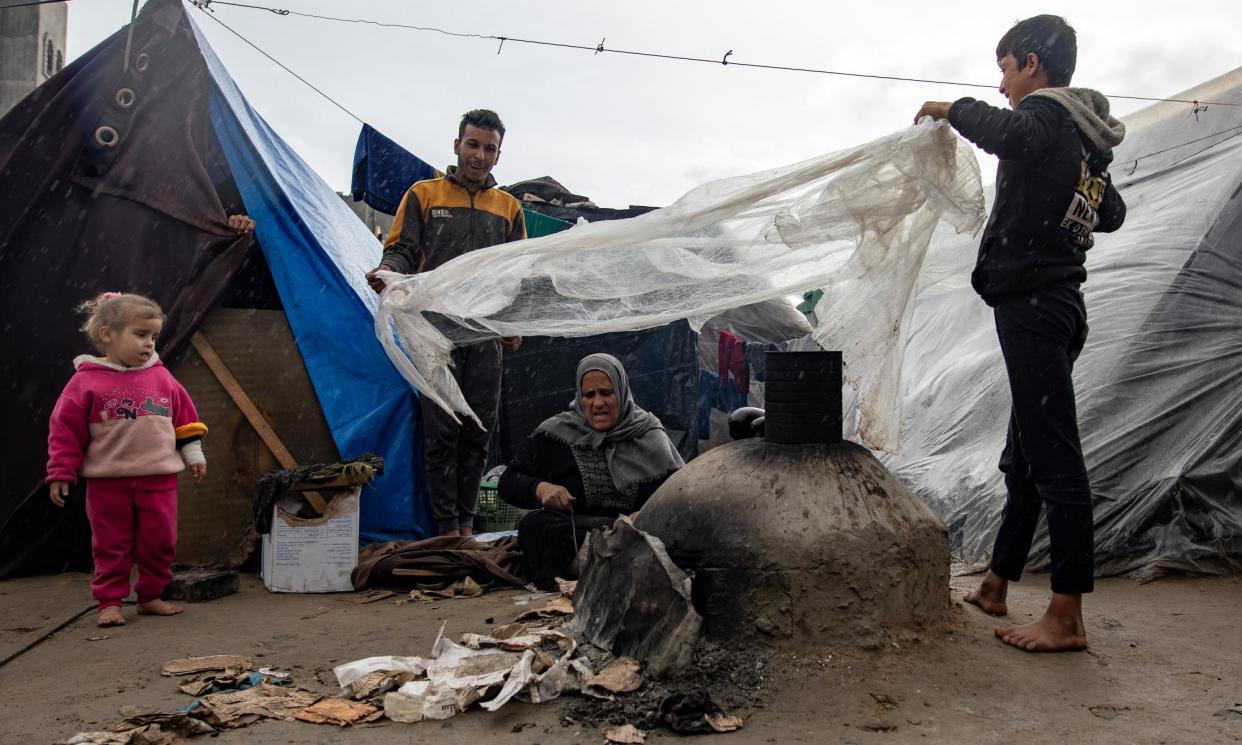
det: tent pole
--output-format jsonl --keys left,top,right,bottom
{"left": 190, "top": 332, "right": 331, "bottom": 515}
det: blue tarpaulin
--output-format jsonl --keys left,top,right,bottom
{"left": 190, "top": 17, "right": 432, "bottom": 542}
{"left": 351, "top": 124, "right": 439, "bottom": 216}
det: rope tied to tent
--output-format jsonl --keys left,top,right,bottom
{"left": 122, "top": 0, "right": 139, "bottom": 73}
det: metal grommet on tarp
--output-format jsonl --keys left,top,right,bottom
{"left": 94, "top": 126, "right": 120, "bottom": 147}
{"left": 114, "top": 88, "right": 136, "bottom": 109}
{"left": 134, "top": 52, "right": 150, "bottom": 72}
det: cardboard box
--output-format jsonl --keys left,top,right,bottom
{"left": 261, "top": 488, "right": 360, "bottom": 593}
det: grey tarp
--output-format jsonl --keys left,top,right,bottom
{"left": 892, "top": 67, "right": 1242, "bottom": 575}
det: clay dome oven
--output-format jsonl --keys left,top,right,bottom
{"left": 634, "top": 351, "right": 949, "bottom": 648}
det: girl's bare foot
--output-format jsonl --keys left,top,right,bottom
{"left": 137, "top": 599, "right": 183, "bottom": 616}
{"left": 995, "top": 592, "right": 1087, "bottom": 652}
{"left": 964, "top": 569, "right": 1009, "bottom": 615}
{"left": 97, "top": 606, "right": 125, "bottom": 627}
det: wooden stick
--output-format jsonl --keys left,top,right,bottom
{"left": 190, "top": 332, "right": 329, "bottom": 515}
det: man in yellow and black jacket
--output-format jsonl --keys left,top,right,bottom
{"left": 367, "top": 109, "right": 526, "bottom": 538}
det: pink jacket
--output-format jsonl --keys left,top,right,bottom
{"left": 46, "top": 354, "right": 207, "bottom": 483}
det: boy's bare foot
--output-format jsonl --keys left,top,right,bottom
{"left": 137, "top": 599, "right": 183, "bottom": 616}
{"left": 98, "top": 606, "right": 125, "bottom": 627}
{"left": 995, "top": 592, "right": 1086, "bottom": 652}
{"left": 964, "top": 569, "right": 1009, "bottom": 615}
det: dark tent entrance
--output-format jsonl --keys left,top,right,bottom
{"left": 0, "top": 0, "right": 428, "bottom": 577}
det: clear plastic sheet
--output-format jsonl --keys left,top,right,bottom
{"left": 891, "top": 69, "right": 1242, "bottom": 576}
{"left": 376, "top": 120, "right": 984, "bottom": 452}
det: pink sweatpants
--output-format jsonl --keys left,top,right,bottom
{"left": 85, "top": 474, "right": 179, "bottom": 609}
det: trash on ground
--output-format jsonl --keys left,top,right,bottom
{"left": 345, "top": 589, "right": 396, "bottom": 604}
{"left": 588, "top": 657, "right": 643, "bottom": 694}
{"left": 659, "top": 689, "right": 745, "bottom": 734}
{"left": 605, "top": 723, "right": 648, "bottom": 743}
{"left": 292, "top": 697, "right": 380, "bottom": 726}
{"left": 383, "top": 680, "right": 459, "bottom": 722}
{"left": 514, "top": 594, "right": 574, "bottom": 622}
{"left": 195, "top": 682, "right": 320, "bottom": 726}
{"left": 510, "top": 591, "right": 559, "bottom": 606}
{"left": 161, "top": 655, "right": 253, "bottom": 677}
{"left": 332, "top": 655, "right": 428, "bottom": 695}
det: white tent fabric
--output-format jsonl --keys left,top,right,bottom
{"left": 892, "top": 68, "right": 1242, "bottom": 576}
{"left": 376, "top": 120, "right": 984, "bottom": 452}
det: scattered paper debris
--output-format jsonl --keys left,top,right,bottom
{"left": 511, "top": 591, "right": 558, "bottom": 606}
{"left": 479, "top": 650, "right": 537, "bottom": 712}
{"left": 345, "top": 589, "right": 396, "bottom": 604}
{"left": 384, "top": 680, "right": 461, "bottom": 722}
{"left": 659, "top": 690, "right": 744, "bottom": 734}
{"left": 458, "top": 577, "right": 485, "bottom": 598}
{"left": 514, "top": 595, "right": 574, "bottom": 622}
{"left": 293, "top": 698, "right": 380, "bottom": 726}
{"left": 333, "top": 656, "right": 428, "bottom": 691}
{"left": 198, "top": 682, "right": 320, "bottom": 726}
{"left": 161, "top": 655, "right": 252, "bottom": 677}
{"left": 588, "top": 657, "right": 642, "bottom": 694}
{"left": 530, "top": 655, "right": 594, "bottom": 704}
{"left": 605, "top": 723, "right": 648, "bottom": 743}
{"left": 87, "top": 635, "right": 111, "bottom": 642}
{"left": 490, "top": 622, "right": 530, "bottom": 640}
{"left": 556, "top": 578, "right": 577, "bottom": 598}
{"left": 706, "top": 711, "right": 745, "bottom": 732}
{"left": 113, "top": 712, "right": 216, "bottom": 737}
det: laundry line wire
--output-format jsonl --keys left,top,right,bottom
{"left": 188, "top": 1, "right": 1242, "bottom": 182}
{"left": 195, "top": 0, "right": 1242, "bottom": 109}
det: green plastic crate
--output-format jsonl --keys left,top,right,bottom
{"left": 475, "top": 480, "right": 518, "bottom": 533}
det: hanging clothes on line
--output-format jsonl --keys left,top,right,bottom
{"left": 718, "top": 330, "right": 749, "bottom": 396}
{"left": 351, "top": 124, "right": 440, "bottom": 216}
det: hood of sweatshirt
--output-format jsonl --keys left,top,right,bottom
{"left": 73, "top": 352, "right": 163, "bottom": 373}
{"left": 1027, "top": 87, "right": 1126, "bottom": 152}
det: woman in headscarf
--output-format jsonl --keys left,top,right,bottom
{"left": 499, "top": 353, "right": 684, "bottom": 589}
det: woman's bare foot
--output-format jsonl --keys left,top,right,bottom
{"left": 995, "top": 592, "right": 1087, "bottom": 652}
{"left": 137, "top": 599, "right": 183, "bottom": 616}
{"left": 964, "top": 570, "right": 1009, "bottom": 615}
{"left": 97, "top": 606, "right": 125, "bottom": 627}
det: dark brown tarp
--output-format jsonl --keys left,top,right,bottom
{"left": 352, "top": 536, "right": 526, "bottom": 590}
{"left": 0, "top": 0, "right": 252, "bottom": 576}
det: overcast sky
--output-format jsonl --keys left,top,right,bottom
{"left": 61, "top": 0, "right": 1242, "bottom": 208}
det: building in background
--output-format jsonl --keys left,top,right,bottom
{"left": 338, "top": 192, "right": 392, "bottom": 240}
{"left": 1, "top": 1, "right": 67, "bottom": 118}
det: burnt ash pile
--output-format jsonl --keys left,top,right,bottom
{"left": 563, "top": 641, "right": 773, "bottom": 730}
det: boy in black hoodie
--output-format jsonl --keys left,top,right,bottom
{"left": 915, "top": 15, "right": 1126, "bottom": 652}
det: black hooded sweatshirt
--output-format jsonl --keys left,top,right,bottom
{"left": 948, "top": 88, "right": 1127, "bottom": 304}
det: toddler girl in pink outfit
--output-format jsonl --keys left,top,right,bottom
{"left": 46, "top": 293, "right": 208, "bottom": 627}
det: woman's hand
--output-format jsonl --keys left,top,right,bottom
{"left": 535, "top": 482, "right": 574, "bottom": 512}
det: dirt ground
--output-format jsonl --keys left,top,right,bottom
{"left": 2, "top": 570, "right": 1240, "bottom": 744}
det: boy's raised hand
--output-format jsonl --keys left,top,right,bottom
{"left": 190, "top": 463, "right": 207, "bottom": 484}
{"left": 49, "top": 481, "right": 69, "bottom": 507}
{"left": 915, "top": 101, "right": 952, "bottom": 124}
